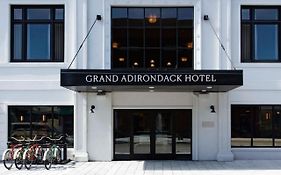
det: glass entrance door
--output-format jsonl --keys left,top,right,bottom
{"left": 114, "top": 109, "right": 192, "bottom": 160}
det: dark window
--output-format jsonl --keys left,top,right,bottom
{"left": 241, "top": 6, "right": 280, "bottom": 62}
{"left": 111, "top": 7, "right": 194, "bottom": 70}
{"left": 231, "top": 105, "right": 281, "bottom": 147}
{"left": 8, "top": 106, "right": 74, "bottom": 147}
{"left": 11, "top": 6, "right": 64, "bottom": 62}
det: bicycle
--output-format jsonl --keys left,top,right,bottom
{"left": 23, "top": 136, "right": 46, "bottom": 170}
{"left": 2, "top": 137, "right": 25, "bottom": 170}
{"left": 43, "top": 135, "right": 64, "bottom": 170}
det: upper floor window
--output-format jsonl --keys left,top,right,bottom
{"left": 241, "top": 6, "right": 280, "bottom": 62}
{"left": 11, "top": 5, "right": 64, "bottom": 62}
{"left": 111, "top": 7, "right": 193, "bottom": 70}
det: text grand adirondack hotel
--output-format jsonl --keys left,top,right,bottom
{"left": 1, "top": 0, "right": 281, "bottom": 161}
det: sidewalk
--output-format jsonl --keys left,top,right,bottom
{"left": 1, "top": 160, "right": 281, "bottom": 175}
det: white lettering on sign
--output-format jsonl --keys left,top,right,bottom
{"left": 85, "top": 74, "right": 217, "bottom": 83}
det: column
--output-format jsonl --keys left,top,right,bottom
{"left": 74, "top": 93, "right": 89, "bottom": 161}
{"left": 0, "top": 104, "right": 7, "bottom": 158}
{"left": 216, "top": 92, "right": 234, "bottom": 161}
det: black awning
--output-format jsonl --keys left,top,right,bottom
{"left": 60, "top": 69, "right": 243, "bottom": 92}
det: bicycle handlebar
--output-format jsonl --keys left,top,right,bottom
{"left": 46, "top": 135, "right": 64, "bottom": 141}
{"left": 10, "top": 136, "right": 25, "bottom": 142}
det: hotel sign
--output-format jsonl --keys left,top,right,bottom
{"left": 61, "top": 69, "right": 243, "bottom": 89}
{"left": 84, "top": 74, "right": 218, "bottom": 84}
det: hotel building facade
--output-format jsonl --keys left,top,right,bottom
{"left": 0, "top": 0, "right": 281, "bottom": 162}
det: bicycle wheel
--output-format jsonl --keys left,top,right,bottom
{"left": 44, "top": 150, "right": 53, "bottom": 170}
{"left": 24, "top": 149, "right": 35, "bottom": 170}
{"left": 3, "top": 150, "right": 13, "bottom": 170}
{"left": 14, "top": 149, "right": 24, "bottom": 170}
{"left": 56, "top": 147, "right": 62, "bottom": 163}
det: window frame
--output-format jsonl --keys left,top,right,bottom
{"left": 111, "top": 7, "right": 194, "bottom": 70}
{"left": 241, "top": 6, "right": 281, "bottom": 63}
{"left": 11, "top": 5, "right": 65, "bottom": 62}
{"left": 231, "top": 104, "right": 281, "bottom": 148}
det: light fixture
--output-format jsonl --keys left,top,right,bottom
{"left": 150, "top": 59, "right": 155, "bottom": 63}
{"left": 186, "top": 42, "right": 193, "bottom": 49}
{"left": 133, "top": 62, "right": 139, "bottom": 66}
{"left": 166, "top": 62, "right": 172, "bottom": 66}
{"left": 210, "top": 105, "right": 216, "bottom": 113}
{"left": 118, "top": 57, "right": 125, "bottom": 62}
{"left": 112, "top": 42, "right": 119, "bottom": 48}
{"left": 149, "top": 86, "right": 155, "bottom": 89}
{"left": 90, "top": 105, "right": 95, "bottom": 113}
{"left": 206, "top": 86, "right": 212, "bottom": 89}
{"left": 91, "top": 86, "right": 97, "bottom": 90}
{"left": 97, "top": 89, "right": 106, "bottom": 95}
{"left": 42, "top": 114, "right": 47, "bottom": 122}
{"left": 150, "top": 63, "right": 155, "bottom": 68}
{"left": 148, "top": 15, "right": 157, "bottom": 24}
{"left": 20, "top": 115, "right": 24, "bottom": 122}
{"left": 181, "top": 57, "right": 188, "bottom": 62}
{"left": 265, "top": 112, "right": 271, "bottom": 120}
{"left": 201, "top": 89, "right": 207, "bottom": 93}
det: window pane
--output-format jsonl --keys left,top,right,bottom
{"left": 55, "top": 8, "right": 64, "bottom": 19}
{"left": 54, "top": 23, "right": 64, "bottom": 61}
{"left": 274, "top": 106, "right": 281, "bottom": 146}
{"left": 129, "top": 49, "right": 144, "bottom": 68}
{"left": 162, "top": 49, "right": 176, "bottom": 68}
{"left": 162, "top": 8, "right": 177, "bottom": 26}
{"left": 254, "top": 25, "right": 278, "bottom": 61}
{"left": 178, "top": 8, "right": 193, "bottom": 27}
{"left": 162, "top": 28, "right": 176, "bottom": 47}
{"left": 253, "top": 106, "right": 273, "bottom": 146}
{"left": 241, "top": 24, "right": 251, "bottom": 61}
{"left": 155, "top": 112, "right": 172, "bottom": 154}
{"left": 112, "top": 8, "right": 127, "bottom": 26}
{"left": 231, "top": 106, "right": 252, "bottom": 146}
{"left": 31, "top": 107, "right": 52, "bottom": 139}
{"left": 178, "top": 49, "right": 193, "bottom": 68}
{"left": 115, "top": 111, "right": 131, "bottom": 154}
{"left": 14, "top": 8, "right": 22, "bottom": 20}
{"left": 53, "top": 107, "right": 74, "bottom": 147}
{"left": 242, "top": 9, "right": 250, "bottom": 20}
{"left": 178, "top": 28, "right": 193, "bottom": 48}
{"left": 112, "top": 28, "right": 127, "bottom": 48}
{"left": 145, "top": 8, "right": 160, "bottom": 26}
{"left": 145, "top": 28, "right": 160, "bottom": 47}
{"left": 128, "top": 8, "right": 144, "bottom": 26}
{"left": 8, "top": 107, "right": 31, "bottom": 140}
{"left": 13, "top": 24, "right": 22, "bottom": 60}
{"left": 145, "top": 49, "right": 160, "bottom": 68}
{"left": 112, "top": 49, "right": 127, "bottom": 68}
{"left": 255, "top": 9, "right": 278, "bottom": 20}
{"left": 27, "top": 24, "right": 51, "bottom": 60}
{"left": 27, "top": 9, "right": 50, "bottom": 19}
{"left": 129, "top": 28, "right": 143, "bottom": 47}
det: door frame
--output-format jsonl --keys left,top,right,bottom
{"left": 113, "top": 109, "right": 192, "bottom": 160}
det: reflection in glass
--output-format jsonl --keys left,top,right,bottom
{"left": 242, "top": 9, "right": 250, "bottom": 20}
{"left": 255, "top": 9, "right": 278, "bottom": 20}
{"left": 27, "top": 9, "right": 50, "bottom": 19}
{"left": 115, "top": 111, "right": 130, "bottom": 154}
{"left": 178, "top": 28, "right": 193, "bottom": 48}
{"left": 145, "top": 8, "right": 160, "bottom": 26}
{"left": 133, "top": 112, "right": 151, "bottom": 154}
{"left": 31, "top": 107, "right": 52, "bottom": 139}
{"left": 253, "top": 106, "right": 273, "bottom": 146}
{"left": 155, "top": 112, "right": 172, "bottom": 154}
{"left": 241, "top": 24, "right": 251, "bottom": 61}
{"left": 178, "top": 8, "right": 193, "bottom": 26}
{"left": 162, "top": 8, "right": 177, "bottom": 26}
{"left": 175, "top": 110, "right": 192, "bottom": 154}
{"left": 54, "top": 23, "right": 64, "bottom": 61}
{"left": 112, "top": 8, "right": 127, "bottom": 26}
{"left": 274, "top": 106, "right": 281, "bottom": 146}
{"left": 13, "top": 24, "right": 22, "bottom": 60}
{"left": 128, "top": 8, "right": 144, "bottom": 26}
{"left": 14, "top": 9, "right": 22, "bottom": 20}
{"left": 254, "top": 25, "right": 278, "bottom": 61}
{"left": 27, "top": 24, "right": 51, "bottom": 60}
{"left": 231, "top": 106, "right": 253, "bottom": 146}
{"left": 55, "top": 9, "right": 64, "bottom": 19}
